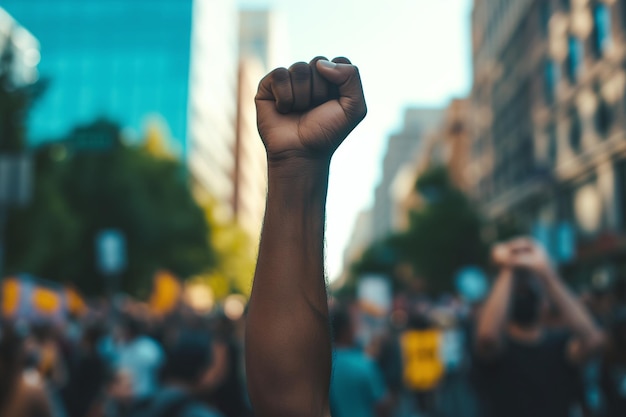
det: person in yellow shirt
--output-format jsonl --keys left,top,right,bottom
{"left": 401, "top": 310, "right": 444, "bottom": 415}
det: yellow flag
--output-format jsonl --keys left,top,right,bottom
{"left": 149, "top": 270, "right": 181, "bottom": 315}
{"left": 32, "top": 287, "right": 61, "bottom": 315}
{"left": 2, "top": 278, "right": 21, "bottom": 317}
{"left": 65, "top": 287, "right": 87, "bottom": 316}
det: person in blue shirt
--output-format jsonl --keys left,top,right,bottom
{"left": 329, "top": 305, "right": 391, "bottom": 417}
{"left": 113, "top": 314, "right": 164, "bottom": 401}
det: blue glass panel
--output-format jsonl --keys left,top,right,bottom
{"left": 2, "top": 0, "right": 193, "bottom": 154}
{"left": 594, "top": 4, "right": 612, "bottom": 54}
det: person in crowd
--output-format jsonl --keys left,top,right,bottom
{"left": 329, "top": 304, "right": 391, "bottom": 417}
{"left": 614, "top": 277, "right": 626, "bottom": 306}
{"left": 199, "top": 313, "right": 251, "bottom": 417}
{"left": 244, "top": 55, "right": 367, "bottom": 417}
{"left": 372, "top": 320, "right": 404, "bottom": 415}
{"left": 599, "top": 306, "right": 626, "bottom": 417}
{"left": 127, "top": 330, "right": 223, "bottom": 417}
{"left": 0, "top": 320, "right": 53, "bottom": 417}
{"left": 113, "top": 313, "right": 165, "bottom": 402}
{"left": 401, "top": 309, "right": 444, "bottom": 416}
{"left": 93, "top": 369, "right": 135, "bottom": 417}
{"left": 28, "top": 321, "right": 69, "bottom": 417}
{"left": 436, "top": 305, "right": 479, "bottom": 417}
{"left": 586, "top": 279, "right": 615, "bottom": 329}
{"left": 61, "top": 321, "right": 110, "bottom": 417}
{"left": 474, "top": 238, "right": 605, "bottom": 417}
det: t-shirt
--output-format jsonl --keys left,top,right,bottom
{"left": 116, "top": 336, "right": 164, "bottom": 399}
{"left": 472, "top": 330, "right": 580, "bottom": 417}
{"left": 330, "top": 347, "right": 387, "bottom": 417}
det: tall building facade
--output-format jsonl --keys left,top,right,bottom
{"left": 393, "top": 98, "right": 472, "bottom": 231}
{"left": 3, "top": 0, "right": 195, "bottom": 153}
{"left": 239, "top": 10, "right": 287, "bottom": 71}
{"left": 234, "top": 55, "right": 267, "bottom": 238}
{"left": 372, "top": 108, "right": 443, "bottom": 240}
{"left": 4, "top": 0, "right": 274, "bottom": 236}
{"left": 231, "top": 10, "right": 287, "bottom": 238}
{"left": 187, "top": 0, "right": 239, "bottom": 220}
{"left": 471, "top": 0, "right": 626, "bottom": 281}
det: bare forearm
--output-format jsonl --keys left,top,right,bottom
{"left": 541, "top": 269, "right": 601, "bottom": 342}
{"left": 246, "top": 159, "right": 332, "bottom": 417}
{"left": 476, "top": 269, "right": 513, "bottom": 354}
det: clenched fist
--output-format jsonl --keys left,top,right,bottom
{"left": 255, "top": 56, "right": 367, "bottom": 163}
{"left": 491, "top": 237, "right": 555, "bottom": 278}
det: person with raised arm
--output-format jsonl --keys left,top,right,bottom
{"left": 244, "top": 56, "right": 367, "bottom": 417}
{"left": 474, "top": 237, "right": 605, "bottom": 417}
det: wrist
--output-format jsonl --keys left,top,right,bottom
{"left": 266, "top": 157, "right": 331, "bottom": 206}
{"left": 497, "top": 267, "right": 514, "bottom": 281}
{"left": 267, "top": 147, "right": 333, "bottom": 167}
{"left": 537, "top": 265, "right": 559, "bottom": 282}
{"left": 267, "top": 155, "right": 332, "bottom": 181}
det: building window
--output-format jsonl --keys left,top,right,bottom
{"left": 545, "top": 60, "right": 559, "bottom": 104}
{"left": 567, "top": 36, "right": 584, "bottom": 82}
{"left": 592, "top": 3, "right": 612, "bottom": 57}
{"left": 595, "top": 97, "right": 612, "bottom": 138}
{"left": 541, "top": 1, "right": 552, "bottom": 36}
{"left": 548, "top": 124, "right": 558, "bottom": 164}
{"left": 569, "top": 108, "right": 582, "bottom": 152}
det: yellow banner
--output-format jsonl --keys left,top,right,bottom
{"left": 149, "top": 270, "right": 181, "bottom": 315}
{"left": 2, "top": 278, "right": 21, "bottom": 317}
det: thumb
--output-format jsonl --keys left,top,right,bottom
{"left": 316, "top": 60, "right": 367, "bottom": 122}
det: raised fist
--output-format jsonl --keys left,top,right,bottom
{"left": 255, "top": 56, "right": 367, "bottom": 163}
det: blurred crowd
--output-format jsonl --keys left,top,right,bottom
{"left": 325, "top": 240, "right": 626, "bottom": 417}
{"left": 1, "top": 242, "right": 626, "bottom": 417}
{"left": 0, "top": 301, "right": 250, "bottom": 417}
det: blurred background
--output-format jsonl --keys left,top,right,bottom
{"left": 2, "top": 0, "right": 626, "bottom": 417}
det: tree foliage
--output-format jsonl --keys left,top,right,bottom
{"left": 190, "top": 196, "right": 258, "bottom": 301}
{"left": 349, "top": 166, "right": 489, "bottom": 296}
{"left": 6, "top": 120, "right": 215, "bottom": 298}
{"left": 396, "top": 166, "right": 488, "bottom": 294}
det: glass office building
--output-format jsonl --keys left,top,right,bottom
{"left": 3, "top": 0, "right": 193, "bottom": 154}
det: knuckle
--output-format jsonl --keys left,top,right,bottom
{"left": 332, "top": 56, "right": 351, "bottom": 64}
{"left": 271, "top": 67, "right": 290, "bottom": 85}
{"left": 289, "top": 63, "right": 311, "bottom": 82}
{"left": 346, "top": 65, "right": 360, "bottom": 80}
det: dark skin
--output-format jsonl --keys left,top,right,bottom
{"left": 245, "top": 56, "right": 366, "bottom": 417}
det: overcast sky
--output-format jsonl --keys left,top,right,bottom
{"left": 237, "top": 0, "right": 474, "bottom": 282}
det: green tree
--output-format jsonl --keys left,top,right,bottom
{"left": 395, "top": 166, "right": 488, "bottom": 295}
{"left": 341, "top": 239, "right": 401, "bottom": 297}
{"left": 347, "top": 166, "right": 489, "bottom": 297}
{"left": 189, "top": 196, "right": 257, "bottom": 301}
{"left": 6, "top": 120, "right": 215, "bottom": 297}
